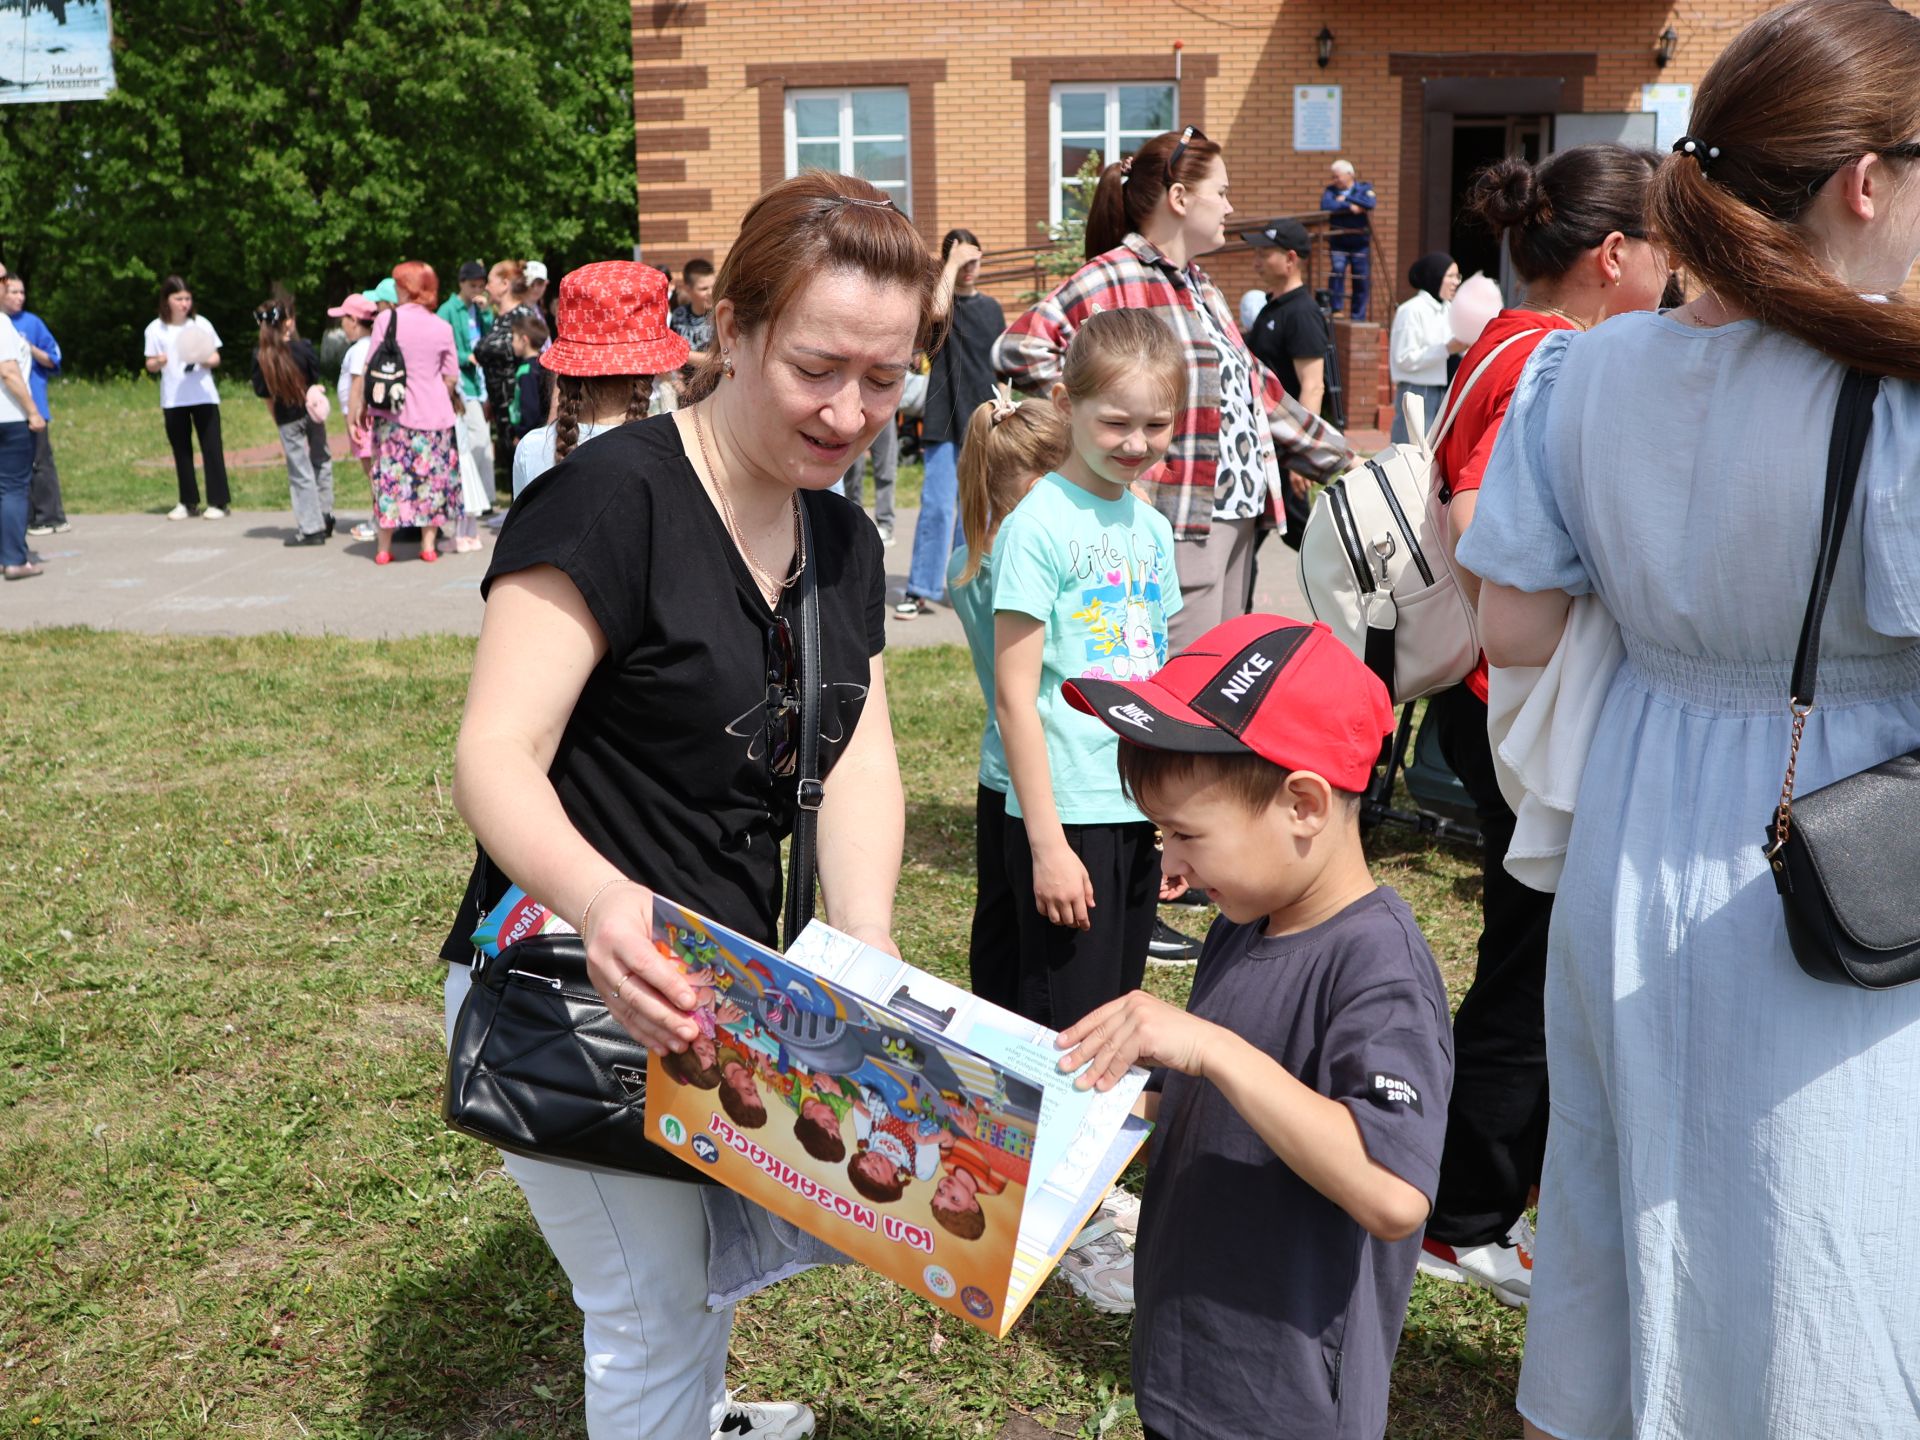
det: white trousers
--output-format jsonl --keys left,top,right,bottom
{"left": 443, "top": 965, "right": 735, "bottom": 1440}
{"left": 456, "top": 400, "right": 494, "bottom": 514}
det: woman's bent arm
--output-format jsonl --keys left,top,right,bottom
{"left": 452, "top": 565, "right": 699, "bottom": 1050}
{"left": 815, "top": 653, "right": 905, "bottom": 955}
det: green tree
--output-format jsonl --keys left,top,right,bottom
{"left": 0, "top": 0, "right": 638, "bottom": 372}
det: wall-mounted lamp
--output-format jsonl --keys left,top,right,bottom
{"left": 1316, "top": 26, "right": 1335, "bottom": 69}
{"left": 1655, "top": 25, "right": 1679, "bottom": 68}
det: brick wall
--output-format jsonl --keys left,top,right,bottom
{"left": 632, "top": 1, "right": 1917, "bottom": 328}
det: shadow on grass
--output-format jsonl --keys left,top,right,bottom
{"left": 903, "top": 794, "right": 978, "bottom": 878}
{"left": 361, "top": 1218, "right": 587, "bottom": 1440}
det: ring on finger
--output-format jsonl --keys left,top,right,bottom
{"left": 612, "top": 975, "right": 626, "bottom": 1002}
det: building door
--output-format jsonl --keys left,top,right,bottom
{"left": 1445, "top": 116, "right": 1548, "bottom": 300}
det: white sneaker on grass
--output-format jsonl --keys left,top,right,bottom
{"left": 1098, "top": 1185, "right": 1142, "bottom": 1242}
{"left": 165, "top": 503, "right": 190, "bottom": 521}
{"left": 202, "top": 506, "right": 227, "bottom": 521}
{"left": 1058, "top": 1215, "right": 1134, "bottom": 1313}
{"left": 1417, "top": 1213, "right": 1534, "bottom": 1309}
{"left": 713, "top": 1392, "right": 814, "bottom": 1438}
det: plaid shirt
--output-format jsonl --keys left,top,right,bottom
{"left": 995, "top": 233, "right": 1353, "bottom": 540}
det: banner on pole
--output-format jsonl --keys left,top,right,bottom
{"left": 1, "top": 1, "right": 116, "bottom": 105}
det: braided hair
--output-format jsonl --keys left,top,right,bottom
{"left": 552, "top": 374, "right": 656, "bottom": 462}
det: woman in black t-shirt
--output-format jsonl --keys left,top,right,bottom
{"left": 443, "top": 173, "right": 936, "bottom": 1440}
{"left": 248, "top": 293, "right": 334, "bottom": 546}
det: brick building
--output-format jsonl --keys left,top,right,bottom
{"left": 628, "top": 1, "right": 1823, "bottom": 428}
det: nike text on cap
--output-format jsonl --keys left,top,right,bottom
{"left": 1062, "top": 614, "right": 1395, "bottom": 793}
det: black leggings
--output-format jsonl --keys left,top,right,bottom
{"left": 1424, "top": 682, "right": 1556, "bottom": 1247}
{"left": 163, "top": 403, "right": 230, "bottom": 510}
{"left": 968, "top": 785, "right": 1022, "bottom": 1012}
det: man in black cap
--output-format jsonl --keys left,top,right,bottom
{"left": 1242, "top": 220, "right": 1329, "bottom": 552}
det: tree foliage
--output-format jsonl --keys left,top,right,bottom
{"left": 0, "top": 0, "right": 638, "bottom": 372}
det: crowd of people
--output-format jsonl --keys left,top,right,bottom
{"left": 422, "top": 3, "right": 1920, "bottom": 1439}
{"left": 3, "top": 1, "right": 1914, "bottom": 1435}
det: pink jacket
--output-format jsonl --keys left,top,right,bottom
{"left": 368, "top": 304, "right": 459, "bottom": 433}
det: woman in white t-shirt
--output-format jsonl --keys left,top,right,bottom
{"left": 1387, "top": 252, "right": 1464, "bottom": 443}
{"left": 327, "top": 292, "right": 380, "bottom": 541}
{"left": 142, "top": 275, "right": 231, "bottom": 520}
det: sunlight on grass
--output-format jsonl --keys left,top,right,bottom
{"left": 0, "top": 634, "right": 1514, "bottom": 1438}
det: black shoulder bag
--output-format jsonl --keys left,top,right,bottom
{"left": 364, "top": 307, "right": 409, "bottom": 415}
{"left": 443, "top": 501, "right": 827, "bottom": 1173}
{"left": 1763, "top": 367, "right": 1920, "bottom": 989}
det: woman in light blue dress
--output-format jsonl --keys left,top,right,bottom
{"left": 1457, "top": 4, "right": 1920, "bottom": 1435}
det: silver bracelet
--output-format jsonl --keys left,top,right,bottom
{"left": 579, "top": 877, "right": 633, "bottom": 937}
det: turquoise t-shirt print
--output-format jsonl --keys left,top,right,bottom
{"left": 992, "top": 473, "right": 1182, "bottom": 826}
{"left": 1062, "top": 527, "right": 1173, "bottom": 683}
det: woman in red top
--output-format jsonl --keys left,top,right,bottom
{"left": 1416, "top": 144, "right": 1671, "bottom": 1305}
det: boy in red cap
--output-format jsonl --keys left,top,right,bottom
{"left": 1056, "top": 614, "right": 1453, "bottom": 1440}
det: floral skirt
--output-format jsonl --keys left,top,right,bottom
{"left": 370, "top": 418, "right": 463, "bottom": 528}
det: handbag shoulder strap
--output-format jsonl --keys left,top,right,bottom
{"left": 782, "top": 497, "right": 824, "bottom": 947}
{"left": 1791, "top": 367, "right": 1882, "bottom": 708}
{"left": 1425, "top": 327, "right": 1545, "bottom": 458}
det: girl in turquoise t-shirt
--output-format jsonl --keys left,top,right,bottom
{"left": 991, "top": 310, "right": 1185, "bottom": 1027}
{"left": 947, "top": 386, "right": 1070, "bottom": 1013}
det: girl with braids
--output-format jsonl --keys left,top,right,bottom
{"left": 1454, "top": 3, "right": 1920, "bottom": 1435}
{"left": 248, "top": 289, "right": 334, "bottom": 546}
{"left": 510, "top": 262, "right": 683, "bottom": 498}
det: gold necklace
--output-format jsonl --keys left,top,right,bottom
{"left": 690, "top": 405, "right": 803, "bottom": 608}
{"left": 1529, "top": 303, "right": 1591, "bottom": 332}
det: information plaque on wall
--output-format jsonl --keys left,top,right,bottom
{"left": 1293, "top": 85, "right": 1342, "bottom": 152}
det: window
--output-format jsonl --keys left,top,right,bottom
{"left": 1050, "top": 82, "right": 1178, "bottom": 227}
{"left": 785, "top": 87, "right": 912, "bottom": 214}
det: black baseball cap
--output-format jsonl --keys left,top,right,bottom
{"left": 1242, "top": 219, "right": 1312, "bottom": 255}
{"left": 457, "top": 260, "right": 487, "bottom": 282}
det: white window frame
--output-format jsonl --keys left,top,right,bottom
{"left": 783, "top": 86, "right": 913, "bottom": 216}
{"left": 1049, "top": 81, "right": 1180, "bottom": 229}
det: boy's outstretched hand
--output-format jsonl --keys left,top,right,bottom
{"left": 1056, "top": 991, "right": 1223, "bottom": 1092}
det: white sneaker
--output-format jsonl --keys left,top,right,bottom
{"left": 1417, "top": 1213, "right": 1534, "bottom": 1309}
{"left": 713, "top": 1392, "right": 814, "bottom": 1438}
{"left": 26, "top": 524, "right": 53, "bottom": 536}
{"left": 202, "top": 506, "right": 227, "bottom": 521}
{"left": 1057, "top": 1216, "right": 1134, "bottom": 1313}
{"left": 166, "top": 503, "right": 190, "bottom": 521}
{"left": 1098, "top": 1185, "right": 1143, "bottom": 1242}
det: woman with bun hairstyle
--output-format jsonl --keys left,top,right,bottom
{"left": 443, "top": 170, "right": 930, "bottom": 1439}
{"left": 996, "top": 126, "right": 1352, "bottom": 653}
{"left": 1414, "top": 142, "right": 1667, "bottom": 1311}
{"left": 1456, "top": 3, "right": 1920, "bottom": 1434}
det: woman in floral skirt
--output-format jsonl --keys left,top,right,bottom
{"left": 349, "top": 260, "right": 465, "bottom": 564}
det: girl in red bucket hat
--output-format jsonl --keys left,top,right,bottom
{"left": 509, "top": 260, "right": 689, "bottom": 499}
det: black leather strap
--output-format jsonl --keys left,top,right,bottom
{"left": 783, "top": 499, "right": 824, "bottom": 947}
{"left": 1790, "top": 368, "right": 1882, "bottom": 707}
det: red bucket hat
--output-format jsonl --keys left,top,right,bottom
{"left": 1062, "top": 614, "right": 1396, "bottom": 793}
{"left": 539, "top": 260, "right": 690, "bottom": 377}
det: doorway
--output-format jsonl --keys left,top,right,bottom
{"left": 1448, "top": 116, "right": 1547, "bottom": 301}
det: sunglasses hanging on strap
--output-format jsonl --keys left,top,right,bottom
{"left": 442, "top": 502, "right": 829, "bottom": 1177}
{"left": 1763, "top": 366, "right": 1920, "bottom": 989}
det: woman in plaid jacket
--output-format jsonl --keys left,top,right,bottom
{"left": 996, "top": 126, "right": 1353, "bottom": 648}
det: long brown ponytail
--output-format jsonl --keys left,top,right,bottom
{"left": 1647, "top": 0, "right": 1920, "bottom": 380}
{"left": 1084, "top": 127, "right": 1224, "bottom": 261}
{"left": 253, "top": 289, "right": 306, "bottom": 409}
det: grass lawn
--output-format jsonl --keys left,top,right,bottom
{"left": 46, "top": 374, "right": 926, "bottom": 517}
{"left": 0, "top": 633, "right": 1519, "bottom": 1439}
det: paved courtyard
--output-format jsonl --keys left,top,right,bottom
{"left": 2, "top": 505, "right": 1313, "bottom": 646}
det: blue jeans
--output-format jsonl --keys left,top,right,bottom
{"left": 1330, "top": 247, "right": 1371, "bottom": 320}
{"left": 0, "top": 422, "right": 33, "bottom": 567}
{"left": 906, "top": 440, "right": 961, "bottom": 600}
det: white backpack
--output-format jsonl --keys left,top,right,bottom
{"left": 1296, "top": 330, "right": 1541, "bottom": 704}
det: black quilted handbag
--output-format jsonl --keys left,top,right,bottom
{"left": 443, "top": 502, "right": 828, "bottom": 1173}
{"left": 1763, "top": 367, "right": 1920, "bottom": 989}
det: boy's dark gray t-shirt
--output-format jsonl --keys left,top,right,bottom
{"left": 1131, "top": 887, "right": 1453, "bottom": 1440}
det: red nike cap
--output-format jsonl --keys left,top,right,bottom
{"left": 1062, "top": 614, "right": 1395, "bottom": 793}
